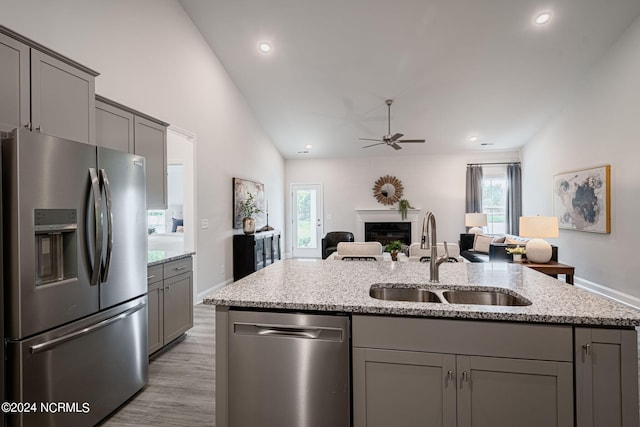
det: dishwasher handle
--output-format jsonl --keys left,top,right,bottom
{"left": 234, "top": 322, "right": 344, "bottom": 342}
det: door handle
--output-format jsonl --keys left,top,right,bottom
{"left": 89, "top": 168, "right": 103, "bottom": 286}
{"left": 29, "top": 302, "right": 146, "bottom": 354}
{"left": 100, "top": 169, "right": 113, "bottom": 282}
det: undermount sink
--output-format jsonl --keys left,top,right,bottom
{"left": 442, "top": 290, "right": 531, "bottom": 306}
{"left": 369, "top": 285, "right": 532, "bottom": 306}
{"left": 369, "top": 287, "right": 441, "bottom": 303}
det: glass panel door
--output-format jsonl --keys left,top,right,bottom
{"left": 291, "top": 184, "right": 323, "bottom": 258}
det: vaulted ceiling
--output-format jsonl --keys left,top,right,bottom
{"left": 179, "top": 0, "right": 640, "bottom": 159}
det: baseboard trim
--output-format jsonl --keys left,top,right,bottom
{"left": 194, "top": 279, "right": 232, "bottom": 304}
{"left": 574, "top": 276, "right": 640, "bottom": 311}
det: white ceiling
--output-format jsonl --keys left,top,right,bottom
{"left": 179, "top": 0, "right": 640, "bottom": 159}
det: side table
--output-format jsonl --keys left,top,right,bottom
{"left": 518, "top": 260, "right": 575, "bottom": 284}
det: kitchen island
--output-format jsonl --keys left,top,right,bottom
{"left": 206, "top": 259, "right": 640, "bottom": 427}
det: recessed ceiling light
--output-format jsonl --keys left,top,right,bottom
{"left": 535, "top": 12, "right": 552, "bottom": 25}
{"left": 304, "top": 144, "right": 313, "bottom": 150}
{"left": 258, "top": 42, "right": 272, "bottom": 53}
{"left": 469, "top": 136, "right": 479, "bottom": 142}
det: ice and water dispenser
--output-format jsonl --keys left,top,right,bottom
{"left": 34, "top": 209, "right": 78, "bottom": 285}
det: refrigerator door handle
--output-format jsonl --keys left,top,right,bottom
{"left": 89, "top": 168, "right": 104, "bottom": 286}
{"left": 29, "top": 302, "right": 147, "bottom": 354}
{"left": 100, "top": 169, "right": 114, "bottom": 283}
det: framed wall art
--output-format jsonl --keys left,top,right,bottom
{"left": 233, "top": 177, "right": 265, "bottom": 229}
{"left": 552, "top": 164, "right": 611, "bottom": 233}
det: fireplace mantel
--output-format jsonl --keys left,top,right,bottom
{"left": 355, "top": 208, "right": 422, "bottom": 243}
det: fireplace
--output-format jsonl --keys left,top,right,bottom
{"left": 365, "top": 222, "right": 411, "bottom": 246}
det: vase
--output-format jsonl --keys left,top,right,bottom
{"left": 390, "top": 250, "right": 399, "bottom": 261}
{"left": 513, "top": 254, "right": 522, "bottom": 262}
{"left": 242, "top": 217, "right": 256, "bottom": 235}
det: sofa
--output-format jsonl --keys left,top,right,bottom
{"left": 459, "top": 233, "right": 558, "bottom": 263}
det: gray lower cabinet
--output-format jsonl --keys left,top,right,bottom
{"left": 95, "top": 95, "right": 168, "bottom": 210}
{"left": 0, "top": 27, "right": 97, "bottom": 143}
{"left": 147, "top": 257, "right": 193, "bottom": 355}
{"left": 575, "top": 327, "right": 639, "bottom": 427}
{"left": 352, "top": 315, "right": 574, "bottom": 427}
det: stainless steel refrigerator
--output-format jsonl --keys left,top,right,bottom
{"left": 2, "top": 128, "right": 148, "bottom": 427}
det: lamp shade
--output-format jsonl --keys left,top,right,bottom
{"left": 465, "top": 213, "right": 487, "bottom": 227}
{"left": 519, "top": 216, "right": 559, "bottom": 238}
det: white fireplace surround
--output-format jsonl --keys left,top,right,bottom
{"left": 355, "top": 208, "right": 422, "bottom": 244}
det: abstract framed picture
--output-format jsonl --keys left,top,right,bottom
{"left": 553, "top": 164, "right": 611, "bottom": 233}
{"left": 232, "top": 177, "right": 265, "bottom": 229}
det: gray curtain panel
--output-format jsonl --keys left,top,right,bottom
{"left": 465, "top": 165, "right": 483, "bottom": 214}
{"left": 506, "top": 163, "right": 522, "bottom": 235}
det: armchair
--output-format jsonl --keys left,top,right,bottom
{"left": 321, "top": 231, "right": 355, "bottom": 259}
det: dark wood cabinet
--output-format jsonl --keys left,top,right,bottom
{"left": 233, "top": 231, "right": 281, "bottom": 281}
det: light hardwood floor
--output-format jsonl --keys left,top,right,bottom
{"left": 101, "top": 304, "right": 216, "bottom": 427}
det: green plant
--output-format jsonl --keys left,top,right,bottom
{"left": 506, "top": 245, "right": 526, "bottom": 255}
{"left": 385, "top": 240, "right": 403, "bottom": 252}
{"left": 240, "top": 192, "right": 262, "bottom": 218}
{"left": 398, "top": 199, "right": 412, "bottom": 220}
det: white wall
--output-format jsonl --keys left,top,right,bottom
{"left": 285, "top": 150, "right": 519, "bottom": 257}
{"left": 0, "top": 0, "right": 285, "bottom": 297}
{"left": 522, "top": 15, "right": 640, "bottom": 305}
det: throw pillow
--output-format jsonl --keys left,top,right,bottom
{"left": 506, "top": 236, "right": 528, "bottom": 245}
{"left": 491, "top": 235, "right": 506, "bottom": 243}
{"left": 473, "top": 234, "right": 493, "bottom": 254}
{"left": 171, "top": 218, "right": 184, "bottom": 233}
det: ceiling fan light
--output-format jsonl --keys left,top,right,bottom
{"left": 304, "top": 144, "right": 313, "bottom": 149}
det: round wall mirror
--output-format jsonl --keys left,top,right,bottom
{"left": 373, "top": 175, "right": 404, "bottom": 205}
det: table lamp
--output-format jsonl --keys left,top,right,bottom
{"left": 519, "top": 216, "right": 559, "bottom": 263}
{"left": 465, "top": 213, "right": 487, "bottom": 234}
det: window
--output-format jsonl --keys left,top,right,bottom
{"left": 482, "top": 166, "right": 507, "bottom": 235}
{"left": 147, "top": 210, "right": 166, "bottom": 234}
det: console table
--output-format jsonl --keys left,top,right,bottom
{"left": 233, "top": 231, "right": 281, "bottom": 281}
{"left": 518, "top": 260, "right": 575, "bottom": 285}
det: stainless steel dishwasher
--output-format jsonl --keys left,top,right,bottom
{"left": 228, "top": 309, "right": 350, "bottom": 427}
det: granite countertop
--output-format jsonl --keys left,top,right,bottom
{"left": 148, "top": 250, "right": 195, "bottom": 266}
{"left": 204, "top": 258, "right": 640, "bottom": 327}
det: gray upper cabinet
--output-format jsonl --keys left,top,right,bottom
{"left": 0, "top": 32, "right": 29, "bottom": 133}
{"left": 0, "top": 26, "right": 98, "bottom": 143}
{"left": 95, "top": 95, "right": 168, "bottom": 210}
{"left": 134, "top": 115, "right": 167, "bottom": 210}
{"left": 575, "top": 327, "right": 639, "bottom": 427}
{"left": 95, "top": 97, "right": 134, "bottom": 153}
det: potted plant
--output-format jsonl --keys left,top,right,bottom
{"left": 240, "top": 192, "right": 262, "bottom": 234}
{"left": 506, "top": 245, "right": 526, "bottom": 262}
{"left": 385, "top": 240, "right": 403, "bottom": 261}
{"left": 398, "top": 199, "right": 412, "bottom": 220}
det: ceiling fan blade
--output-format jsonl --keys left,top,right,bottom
{"left": 358, "top": 137, "right": 382, "bottom": 142}
{"left": 362, "top": 142, "right": 385, "bottom": 148}
{"left": 391, "top": 143, "right": 402, "bottom": 150}
{"left": 390, "top": 133, "right": 404, "bottom": 142}
{"left": 398, "top": 139, "right": 426, "bottom": 143}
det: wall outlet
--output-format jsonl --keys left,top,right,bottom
{"left": 201, "top": 219, "right": 209, "bottom": 229}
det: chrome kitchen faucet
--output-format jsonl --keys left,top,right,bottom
{"left": 421, "top": 211, "right": 449, "bottom": 283}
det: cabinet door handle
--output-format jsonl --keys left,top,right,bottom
{"left": 35, "top": 125, "right": 42, "bottom": 132}
{"left": 147, "top": 275, "right": 155, "bottom": 280}
{"left": 462, "top": 371, "right": 469, "bottom": 382}
{"left": 447, "top": 370, "right": 454, "bottom": 381}
{"left": 24, "top": 122, "right": 31, "bottom": 130}
{"left": 174, "top": 266, "right": 187, "bottom": 271}
{"left": 583, "top": 343, "right": 591, "bottom": 355}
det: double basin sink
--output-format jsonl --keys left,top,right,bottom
{"left": 370, "top": 284, "right": 531, "bottom": 306}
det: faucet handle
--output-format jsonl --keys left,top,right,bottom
{"left": 443, "top": 241, "right": 450, "bottom": 259}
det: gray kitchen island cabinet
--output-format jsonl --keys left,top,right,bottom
{"left": 352, "top": 315, "right": 574, "bottom": 427}
{"left": 575, "top": 327, "right": 639, "bottom": 427}
{"left": 147, "top": 257, "right": 193, "bottom": 355}
{"left": 0, "top": 27, "right": 97, "bottom": 143}
{"left": 95, "top": 95, "right": 168, "bottom": 210}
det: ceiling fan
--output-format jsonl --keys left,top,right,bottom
{"left": 359, "top": 99, "right": 426, "bottom": 150}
